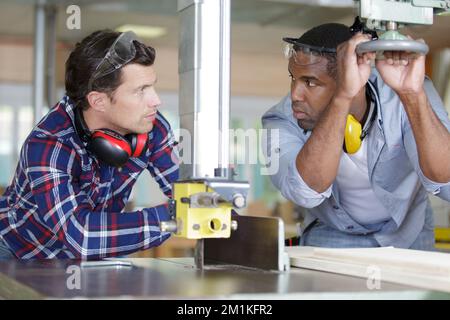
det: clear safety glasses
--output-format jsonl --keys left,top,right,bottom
{"left": 283, "top": 37, "right": 336, "bottom": 66}
{"left": 87, "top": 31, "right": 139, "bottom": 92}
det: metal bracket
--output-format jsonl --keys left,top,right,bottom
{"left": 205, "top": 180, "right": 250, "bottom": 208}
{"left": 412, "top": 0, "right": 450, "bottom": 11}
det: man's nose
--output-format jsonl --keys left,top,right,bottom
{"left": 291, "top": 82, "right": 306, "bottom": 102}
{"left": 148, "top": 90, "right": 162, "bottom": 108}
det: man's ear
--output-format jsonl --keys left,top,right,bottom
{"left": 86, "top": 91, "right": 109, "bottom": 112}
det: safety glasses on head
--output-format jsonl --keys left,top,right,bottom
{"left": 283, "top": 37, "right": 336, "bottom": 66}
{"left": 87, "top": 31, "right": 139, "bottom": 92}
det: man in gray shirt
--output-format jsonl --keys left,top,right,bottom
{"left": 262, "top": 23, "right": 450, "bottom": 250}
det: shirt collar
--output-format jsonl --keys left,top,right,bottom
{"left": 366, "top": 78, "right": 383, "bottom": 129}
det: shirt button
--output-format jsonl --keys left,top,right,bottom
{"left": 332, "top": 205, "right": 339, "bottom": 210}
{"left": 347, "top": 225, "right": 354, "bottom": 230}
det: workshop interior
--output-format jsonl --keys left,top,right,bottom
{"left": 0, "top": 0, "right": 450, "bottom": 300}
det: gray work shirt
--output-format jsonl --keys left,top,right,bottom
{"left": 262, "top": 69, "right": 450, "bottom": 248}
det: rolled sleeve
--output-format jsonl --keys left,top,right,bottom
{"left": 283, "top": 156, "right": 332, "bottom": 208}
{"left": 417, "top": 167, "right": 450, "bottom": 201}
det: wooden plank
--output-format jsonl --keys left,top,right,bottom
{"left": 287, "top": 247, "right": 450, "bottom": 293}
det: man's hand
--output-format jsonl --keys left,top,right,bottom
{"left": 375, "top": 38, "right": 450, "bottom": 183}
{"left": 335, "top": 33, "right": 375, "bottom": 101}
{"left": 375, "top": 38, "right": 426, "bottom": 96}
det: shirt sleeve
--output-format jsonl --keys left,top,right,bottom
{"left": 147, "top": 112, "right": 179, "bottom": 198}
{"left": 24, "top": 136, "right": 171, "bottom": 260}
{"left": 262, "top": 112, "right": 332, "bottom": 208}
{"left": 402, "top": 77, "right": 450, "bottom": 202}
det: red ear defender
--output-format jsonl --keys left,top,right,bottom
{"left": 74, "top": 106, "right": 149, "bottom": 167}
{"left": 126, "top": 133, "right": 148, "bottom": 157}
{"left": 90, "top": 129, "right": 132, "bottom": 167}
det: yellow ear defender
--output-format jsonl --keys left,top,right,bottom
{"left": 343, "top": 94, "right": 377, "bottom": 154}
{"left": 344, "top": 114, "right": 362, "bottom": 154}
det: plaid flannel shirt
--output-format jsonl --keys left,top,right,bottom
{"left": 0, "top": 96, "right": 179, "bottom": 259}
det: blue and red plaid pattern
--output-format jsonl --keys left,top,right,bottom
{"left": 0, "top": 96, "right": 179, "bottom": 259}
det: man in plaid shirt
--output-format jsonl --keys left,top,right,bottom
{"left": 0, "top": 30, "right": 179, "bottom": 259}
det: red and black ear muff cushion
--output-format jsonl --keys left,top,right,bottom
{"left": 89, "top": 129, "right": 132, "bottom": 167}
{"left": 91, "top": 130, "right": 133, "bottom": 155}
{"left": 125, "top": 133, "right": 148, "bottom": 157}
{"left": 133, "top": 133, "right": 148, "bottom": 157}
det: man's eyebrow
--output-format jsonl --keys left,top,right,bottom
{"left": 287, "top": 69, "right": 321, "bottom": 82}
{"left": 135, "top": 78, "right": 158, "bottom": 91}
{"left": 300, "top": 75, "right": 320, "bottom": 81}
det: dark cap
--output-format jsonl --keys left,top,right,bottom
{"left": 283, "top": 23, "right": 353, "bottom": 53}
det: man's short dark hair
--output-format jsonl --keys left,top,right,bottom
{"left": 294, "top": 23, "right": 352, "bottom": 78}
{"left": 65, "top": 30, "right": 156, "bottom": 110}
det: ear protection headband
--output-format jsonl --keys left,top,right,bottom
{"left": 343, "top": 88, "right": 377, "bottom": 154}
{"left": 74, "top": 106, "right": 148, "bottom": 167}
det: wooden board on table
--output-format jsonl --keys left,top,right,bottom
{"left": 287, "top": 246, "right": 450, "bottom": 293}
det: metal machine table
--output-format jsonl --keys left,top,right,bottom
{"left": 1, "top": 258, "right": 449, "bottom": 299}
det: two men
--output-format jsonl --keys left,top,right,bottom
{"left": 1, "top": 22, "right": 449, "bottom": 260}
{"left": 263, "top": 23, "right": 450, "bottom": 250}
{"left": 0, "top": 30, "right": 178, "bottom": 259}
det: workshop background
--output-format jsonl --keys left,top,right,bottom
{"left": 0, "top": 0, "right": 449, "bottom": 257}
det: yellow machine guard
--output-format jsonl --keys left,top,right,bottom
{"left": 173, "top": 182, "right": 232, "bottom": 239}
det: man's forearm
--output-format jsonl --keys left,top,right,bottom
{"left": 296, "top": 96, "right": 352, "bottom": 193}
{"left": 399, "top": 89, "right": 450, "bottom": 183}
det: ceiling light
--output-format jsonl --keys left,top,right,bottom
{"left": 115, "top": 24, "right": 167, "bottom": 39}
{"left": 263, "top": 0, "right": 353, "bottom": 8}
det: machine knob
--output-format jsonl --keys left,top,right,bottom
{"left": 160, "top": 220, "right": 177, "bottom": 233}
{"left": 232, "top": 194, "right": 246, "bottom": 209}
